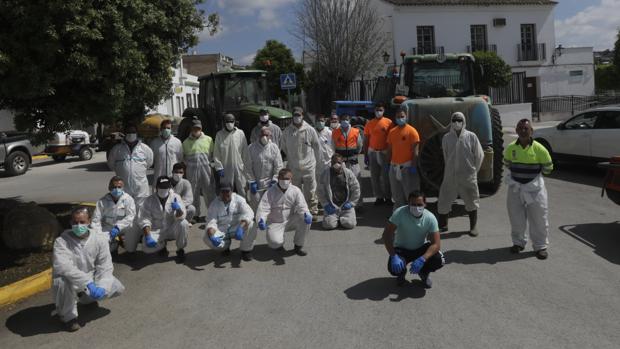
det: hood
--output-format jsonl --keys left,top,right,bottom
{"left": 241, "top": 105, "right": 292, "bottom": 120}
{"left": 450, "top": 112, "right": 467, "bottom": 135}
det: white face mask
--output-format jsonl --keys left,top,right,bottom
{"left": 260, "top": 136, "right": 269, "bottom": 145}
{"left": 278, "top": 179, "right": 291, "bottom": 190}
{"left": 172, "top": 173, "right": 182, "bottom": 182}
{"left": 375, "top": 110, "right": 384, "bottom": 118}
{"left": 260, "top": 114, "right": 269, "bottom": 123}
{"left": 453, "top": 121, "right": 464, "bottom": 131}
{"left": 332, "top": 163, "right": 343, "bottom": 171}
{"left": 225, "top": 122, "right": 235, "bottom": 131}
{"left": 157, "top": 189, "right": 169, "bottom": 198}
{"left": 125, "top": 133, "right": 137, "bottom": 143}
{"left": 293, "top": 116, "right": 303, "bottom": 125}
{"left": 410, "top": 205, "right": 424, "bottom": 218}
{"left": 330, "top": 122, "right": 339, "bottom": 129}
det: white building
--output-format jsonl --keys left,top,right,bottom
{"left": 149, "top": 59, "right": 200, "bottom": 117}
{"left": 372, "top": 0, "right": 595, "bottom": 99}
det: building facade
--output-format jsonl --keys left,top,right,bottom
{"left": 182, "top": 53, "right": 234, "bottom": 78}
{"left": 148, "top": 62, "right": 200, "bottom": 118}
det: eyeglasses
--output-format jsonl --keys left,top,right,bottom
{"left": 452, "top": 119, "right": 464, "bottom": 123}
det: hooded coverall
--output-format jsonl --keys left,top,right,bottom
{"left": 247, "top": 140, "right": 284, "bottom": 210}
{"left": 214, "top": 127, "right": 252, "bottom": 199}
{"left": 203, "top": 193, "right": 256, "bottom": 252}
{"left": 250, "top": 121, "right": 283, "bottom": 148}
{"left": 150, "top": 135, "right": 183, "bottom": 181}
{"left": 317, "top": 166, "right": 361, "bottom": 230}
{"left": 107, "top": 140, "right": 154, "bottom": 207}
{"left": 91, "top": 192, "right": 136, "bottom": 252}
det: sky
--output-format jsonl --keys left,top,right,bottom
{"left": 194, "top": 0, "right": 620, "bottom": 65}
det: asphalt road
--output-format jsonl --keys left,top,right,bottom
{"left": 1, "top": 139, "right": 619, "bottom": 348}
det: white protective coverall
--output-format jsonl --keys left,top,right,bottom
{"left": 183, "top": 133, "right": 219, "bottom": 217}
{"left": 214, "top": 127, "right": 252, "bottom": 199}
{"left": 281, "top": 121, "right": 321, "bottom": 215}
{"left": 173, "top": 178, "right": 195, "bottom": 220}
{"left": 506, "top": 174, "right": 549, "bottom": 250}
{"left": 246, "top": 140, "right": 284, "bottom": 210}
{"left": 91, "top": 192, "right": 136, "bottom": 250}
{"left": 250, "top": 121, "right": 282, "bottom": 148}
{"left": 132, "top": 190, "right": 189, "bottom": 253}
{"left": 437, "top": 120, "right": 484, "bottom": 214}
{"left": 150, "top": 135, "right": 183, "bottom": 181}
{"left": 255, "top": 184, "right": 310, "bottom": 249}
{"left": 203, "top": 193, "right": 256, "bottom": 251}
{"left": 317, "top": 166, "right": 361, "bottom": 230}
{"left": 52, "top": 230, "right": 125, "bottom": 322}
{"left": 107, "top": 141, "right": 154, "bottom": 207}
{"left": 316, "top": 127, "right": 333, "bottom": 182}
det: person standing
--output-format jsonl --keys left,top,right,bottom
{"left": 150, "top": 119, "right": 183, "bottom": 182}
{"left": 247, "top": 127, "right": 283, "bottom": 210}
{"left": 329, "top": 112, "right": 340, "bottom": 131}
{"left": 281, "top": 107, "right": 321, "bottom": 216}
{"left": 386, "top": 109, "right": 421, "bottom": 209}
{"left": 317, "top": 154, "right": 360, "bottom": 230}
{"left": 504, "top": 119, "right": 553, "bottom": 259}
{"left": 171, "top": 162, "right": 195, "bottom": 221}
{"left": 363, "top": 103, "right": 393, "bottom": 206}
{"left": 315, "top": 114, "right": 334, "bottom": 183}
{"left": 437, "top": 112, "right": 484, "bottom": 236}
{"left": 250, "top": 108, "right": 282, "bottom": 147}
{"left": 213, "top": 113, "right": 252, "bottom": 199}
{"left": 107, "top": 123, "right": 154, "bottom": 207}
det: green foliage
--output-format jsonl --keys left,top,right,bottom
{"left": 251, "top": 40, "right": 305, "bottom": 101}
{"left": 614, "top": 29, "right": 620, "bottom": 70}
{"left": 595, "top": 64, "right": 620, "bottom": 91}
{"left": 472, "top": 51, "right": 512, "bottom": 95}
{"left": 0, "top": 0, "right": 210, "bottom": 144}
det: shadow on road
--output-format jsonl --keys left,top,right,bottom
{"left": 559, "top": 221, "right": 620, "bottom": 265}
{"left": 5, "top": 303, "right": 110, "bottom": 337}
{"left": 68, "top": 161, "right": 111, "bottom": 172}
{"left": 444, "top": 248, "right": 535, "bottom": 265}
{"left": 344, "top": 277, "right": 426, "bottom": 302}
{"left": 183, "top": 244, "right": 297, "bottom": 270}
{"left": 113, "top": 251, "right": 177, "bottom": 271}
{"left": 548, "top": 163, "right": 606, "bottom": 188}
{"left": 440, "top": 231, "right": 471, "bottom": 240}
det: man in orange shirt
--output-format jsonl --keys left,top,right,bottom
{"left": 363, "top": 103, "right": 393, "bottom": 206}
{"left": 387, "top": 108, "right": 421, "bottom": 209}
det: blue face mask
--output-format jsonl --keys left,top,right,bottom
{"left": 111, "top": 188, "right": 124, "bottom": 197}
{"left": 395, "top": 118, "right": 406, "bottom": 126}
{"left": 340, "top": 120, "right": 350, "bottom": 129}
{"left": 72, "top": 224, "right": 89, "bottom": 237}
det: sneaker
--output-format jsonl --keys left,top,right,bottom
{"left": 374, "top": 198, "right": 385, "bottom": 206}
{"left": 158, "top": 246, "right": 169, "bottom": 257}
{"left": 241, "top": 251, "right": 253, "bottom": 261}
{"left": 221, "top": 248, "right": 231, "bottom": 257}
{"left": 294, "top": 245, "right": 307, "bottom": 256}
{"left": 396, "top": 274, "right": 407, "bottom": 287}
{"left": 509, "top": 245, "right": 524, "bottom": 254}
{"left": 535, "top": 249, "right": 548, "bottom": 260}
{"left": 175, "top": 249, "right": 186, "bottom": 262}
{"left": 419, "top": 272, "right": 432, "bottom": 289}
{"left": 469, "top": 227, "right": 479, "bottom": 237}
{"left": 62, "top": 318, "right": 81, "bottom": 332}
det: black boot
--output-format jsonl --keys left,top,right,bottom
{"left": 294, "top": 245, "right": 307, "bottom": 256}
{"left": 468, "top": 210, "right": 478, "bottom": 237}
{"left": 438, "top": 214, "right": 449, "bottom": 232}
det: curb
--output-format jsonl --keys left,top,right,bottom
{"left": 32, "top": 155, "right": 49, "bottom": 160}
{"left": 0, "top": 268, "right": 52, "bottom": 307}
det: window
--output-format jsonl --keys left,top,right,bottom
{"left": 176, "top": 96, "right": 183, "bottom": 116}
{"left": 564, "top": 112, "right": 597, "bottom": 129}
{"left": 569, "top": 70, "right": 583, "bottom": 77}
{"left": 193, "top": 94, "right": 198, "bottom": 108}
{"left": 186, "top": 93, "right": 193, "bottom": 108}
{"left": 520, "top": 24, "right": 536, "bottom": 47}
{"left": 416, "top": 26, "right": 435, "bottom": 54}
{"left": 595, "top": 111, "right": 620, "bottom": 129}
{"left": 470, "top": 25, "right": 487, "bottom": 52}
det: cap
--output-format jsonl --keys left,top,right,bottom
{"left": 191, "top": 118, "right": 202, "bottom": 128}
{"left": 259, "top": 108, "right": 269, "bottom": 114}
{"left": 156, "top": 176, "right": 172, "bottom": 189}
{"left": 219, "top": 182, "right": 232, "bottom": 192}
{"left": 223, "top": 113, "right": 236, "bottom": 122}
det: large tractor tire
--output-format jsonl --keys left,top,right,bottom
{"left": 479, "top": 107, "right": 504, "bottom": 196}
{"left": 418, "top": 131, "right": 446, "bottom": 197}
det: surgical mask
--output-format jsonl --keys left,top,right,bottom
{"left": 395, "top": 118, "right": 406, "bottom": 126}
{"left": 172, "top": 173, "right": 182, "bottom": 182}
{"left": 375, "top": 111, "right": 384, "bottom": 118}
{"left": 225, "top": 122, "right": 235, "bottom": 131}
{"left": 161, "top": 128, "right": 172, "bottom": 138}
{"left": 260, "top": 114, "right": 269, "bottom": 123}
{"left": 293, "top": 116, "right": 303, "bottom": 125}
{"left": 278, "top": 179, "right": 291, "bottom": 190}
{"left": 330, "top": 122, "right": 339, "bottom": 129}
{"left": 316, "top": 121, "right": 325, "bottom": 130}
{"left": 72, "top": 224, "right": 89, "bottom": 237}
{"left": 110, "top": 188, "right": 124, "bottom": 197}
{"left": 125, "top": 133, "right": 137, "bottom": 142}
{"left": 259, "top": 136, "right": 269, "bottom": 146}
{"left": 332, "top": 163, "right": 343, "bottom": 171}
{"left": 340, "top": 120, "right": 350, "bottom": 129}
{"left": 452, "top": 121, "right": 464, "bottom": 131}
{"left": 157, "top": 189, "right": 169, "bottom": 198}
{"left": 410, "top": 205, "right": 424, "bottom": 218}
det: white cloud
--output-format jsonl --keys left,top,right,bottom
{"left": 217, "top": 0, "right": 297, "bottom": 28}
{"left": 197, "top": 23, "right": 227, "bottom": 42}
{"left": 238, "top": 53, "right": 257, "bottom": 66}
{"left": 555, "top": 0, "right": 620, "bottom": 50}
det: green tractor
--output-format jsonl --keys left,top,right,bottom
{"left": 193, "top": 70, "right": 292, "bottom": 141}
{"left": 380, "top": 53, "right": 504, "bottom": 196}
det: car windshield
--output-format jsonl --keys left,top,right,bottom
{"left": 222, "top": 75, "right": 267, "bottom": 109}
{"left": 409, "top": 61, "right": 473, "bottom": 98}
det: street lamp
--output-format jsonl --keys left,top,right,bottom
{"left": 382, "top": 51, "right": 390, "bottom": 64}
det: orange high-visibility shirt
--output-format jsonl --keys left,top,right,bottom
{"left": 387, "top": 124, "right": 420, "bottom": 164}
{"left": 332, "top": 127, "right": 361, "bottom": 158}
{"left": 364, "top": 117, "right": 393, "bottom": 151}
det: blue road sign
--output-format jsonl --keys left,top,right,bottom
{"left": 280, "top": 73, "right": 297, "bottom": 90}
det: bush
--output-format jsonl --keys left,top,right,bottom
{"left": 472, "top": 51, "right": 512, "bottom": 95}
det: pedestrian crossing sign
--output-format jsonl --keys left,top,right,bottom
{"left": 280, "top": 73, "right": 297, "bottom": 90}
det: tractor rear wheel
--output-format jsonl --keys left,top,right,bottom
{"left": 479, "top": 107, "right": 504, "bottom": 196}
{"left": 418, "top": 132, "right": 445, "bottom": 197}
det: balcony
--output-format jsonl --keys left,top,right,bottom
{"left": 517, "top": 43, "right": 546, "bottom": 62}
{"left": 466, "top": 44, "right": 497, "bottom": 54}
{"left": 412, "top": 46, "right": 445, "bottom": 55}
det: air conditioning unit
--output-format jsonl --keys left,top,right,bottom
{"left": 493, "top": 18, "right": 506, "bottom": 27}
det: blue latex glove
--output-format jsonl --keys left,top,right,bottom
{"left": 144, "top": 234, "right": 158, "bottom": 248}
{"left": 408, "top": 166, "right": 417, "bottom": 174}
{"left": 234, "top": 225, "right": 245, "bottom": 240}
{"left": 269, "top": 180, "right": 276, "bottom": 187}
{"left": 410, "top": 256, "right": 426, "bottom": 274}
{"left": 86, "top": 282, "right": 106, "bottom": 300}
{"left": 258, "top": 218, "right": 267, "bottom": 231}
{"left": 304, "top": 213, "right": 312, "bottom": 225}
{"left": 364, "top": 154, "right": 369, "bottom": 166}
{"left": 109, "top": 225, "right": 120, "bottom": 240}
{"left": 389, "top": 255, "right": 406, "bottom": 274}
{"left": 171, "top": 197, "right": 181, "bottom": 211}
{"left": 216, "top": 169, "right": 224, "bottom": 178}
{"left": 324, "top": 203, "right": 337, "bottom": 215}
{"left": 342, "top": 202, "right": 353, "bottom": 210}
{"left": 249, "top": 181, "right": 258, "bottom": 194}
{"left": 209, "top": 234, "right": 223, "bottom": 247}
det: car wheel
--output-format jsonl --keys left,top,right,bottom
{"left": 79, "top": 147, "right": 93, "bottom": 161}
{"left": 6, "top": 150, "right": 29, "bottom": 176}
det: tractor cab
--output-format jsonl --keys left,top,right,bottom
{"left": 403, "top": 54, "right": 476, "bottom": 98}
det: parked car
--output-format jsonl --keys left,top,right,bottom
{"left": 534, "top": 105, "right": 620, "bottom": 164}
{"left": 0, "top": 131, "right": 34, "bottom": 176}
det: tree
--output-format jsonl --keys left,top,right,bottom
{"left": 595, "top": 64, "right": 620, "bottom": 91}
{"left": 294, "top": 0, "right": 386, "bottom": 111}
{"left": 0, "top": 0, "right": 217, "bottom": 144}
{"left": 472, "top": 51, "right": 512, "bottom": 96}
{"left": 613, "top": 28, "right": 620, "bottom": 71}
{"left": 252, "top": 40, "right": 305, "bottom": 101}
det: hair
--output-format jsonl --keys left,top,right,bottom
{"left": 375, "top": 102, "right": 385, "bottom": 109}
{"left": 340, "top": 114, "right": 351, "bottom": 120}
{"left": 408, "top": 190, "right": 426, "bottom": 202}
{"left": 331, "top": 153, "right": 344, "bottom": 162}
{"left": 317, "top": 114, "right": 326, "bottom": 120}
{"left": 517, "top": 118, "right": 531, "bottom": 126}
{"left": 260, "top": 126, "right": 272, "bottom": 136}
{"left": 108, "top": 175, "right": 124, "bottom": 190}
{"left": 160, "top": 119, "right": 173, "bottom": 128}
{"left": 278, "top": 168, "right": 292, "bottom": 177}
{"left": 71, "top": 205, "right": 91, "bottom": 220}
{"left": 124, "top": 123, "right": 138, "bottom": 132}
{"left": 172, "top": 162, "right": 186, "bottom": 172}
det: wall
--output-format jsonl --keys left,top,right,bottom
{"left": 495, "top": 103, "right": 532, "bottom": 127}
{"left": 0, "top": 110, "right": 16, "bottom": 131}
{"left": 513, "top": 63, "right": 595, "bottom": 97}
{"left": 149, "top": 66, "right": 200, "bottom": 117}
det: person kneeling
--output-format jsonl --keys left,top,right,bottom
{"left": 382, "top": 191, "right": 445, "bottom": 288}
{"left": 318, "top": 154, "right": 360, "bottom": 230}
{"left": 204, "top": 183, "right": 255, "bottom": 261}
{"left": 52, "top": 206, "right": 125, "bottom": 332}
{"left": 135, "top": 176, "right": 189, "bottom": 262}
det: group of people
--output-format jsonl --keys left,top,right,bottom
{"left": 51, "top": 106, "right": 553, "bottom": 332}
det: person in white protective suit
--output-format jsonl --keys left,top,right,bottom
{"left": 171, "top": 162, "right": 195, "bottom": 221}
{"left": 203, "top": 183, "right": 256, "bottom": 261}
{"left": 504, "top": 119, "right": 553, "bottom": 260}
{"left": 213, "top": 113, "right": 252, "bottom": 199}
{"left": 246, "top": 127, "right": 283, "bottom": 210}
{"left": 281, "top": 107, "right": 321, "bottom": 216}
{"left": 314, "top": 114, "right": 333, "bottom": 183}
{"left": 52, "top": 206, "right": 125, "bottom": 332}
{"left": 182, "top": 118, "right": 220, "bottom": 222}
{"left": 250, "top": 108, "right": 283, "bottom": 147}
{"left": 255, "top": 168, "right": 313, "bottom": 256}
{"left": 107, "top": 123, "right": 154, "bottom": 207}
{"left": 91, "top": 176, "right": 136, "bottom": 255}
{"left": 317, "top": 154, "right": 361, "bottom": 230}
{"left": 150, "top": 119, "right": 183, "bottom": 183}
{"left": 133, "top": 176, "right": 189, "bottom": 262}
{"left": 437, "top": 112, "right": 484, "bottom": 236}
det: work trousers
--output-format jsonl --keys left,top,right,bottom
{"left": 437, "top": 177, "right": 480, "bottom": 215}
{"left": 387, "top": 243, "right": 445, "bottom": 276}
{"left": 125, "top": 219, "right": 189, "bottom": 253}
{"left": 291, "top": 167, "right": 318, "bottom": 215}
{"left": 389, "top": 165, "right": 420, "bottom": 209}
{"left": 322, "top": 208, "right": 357, "bottom": 230}
{"left": 52, "top": 276, "right": 124, "bottom": 322}
{"left": 507, "top": 186, "right": 549, "bottom": 250}
{"left": 265, "top": 215, "right": 309, "bottom": 249}
{"left": 368, "top": 150, "right": 391, "bottom": 199}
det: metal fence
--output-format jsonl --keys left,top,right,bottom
{"left": 345, "top": 79, "right": 378, "bottom": 101}
{"left": 489, "top": 72, "right": 526, "bottom": 105}
{"left": 532, "top": 94, "right": 620, "bottom": 118}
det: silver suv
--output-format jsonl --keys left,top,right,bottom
{"left": 0, "top": 131, "right": 34, "bottom": 176}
